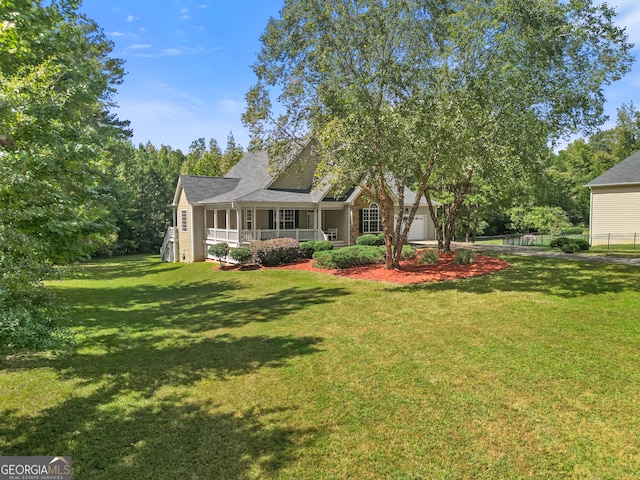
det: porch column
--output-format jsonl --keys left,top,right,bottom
{"left": 276, "top": 207, "right": 280, "bottom": 237}
{"left": 236, "top": 208, "right": 242, "bottom": 245}
{"left": 226, "top": 209, "right": 230, "bottom": 241}
{"left": 253, "top": 207, "right": 257, "bottom": 239}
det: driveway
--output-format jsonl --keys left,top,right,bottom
{"left": 412, "top": 241, "right": 640, "bottom": 267}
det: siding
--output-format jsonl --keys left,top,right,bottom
{"left": 176, "top": 189, "right": 193, "bottom": 262}
{"left": 590, "top": 185, "right": 640, "bottom": 240}
{"left": 192, "top": 206, "right": 205, "bottom": 261}
{"left": 269, "top": 144, "right": 319, "bottom": 191}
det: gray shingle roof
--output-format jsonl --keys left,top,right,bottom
{"left": 179, "top": 176, "right": 239, "bottom": 203}
{"left": 586, "top": 150, "right": 640, "bottom": 187}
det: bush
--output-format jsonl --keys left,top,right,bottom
{"left": 312, "top": 245, "right": 385, "bottom": 269}
{"left": 419, "top": 249, "right": 440, "bottom": 264}
{"left": 453, "top": 250, "right": 476, "bottom": 265}
{"left": 560, "top": 226, "right": 585, "bottom": 235}
{"left": 299, "top": 240, "right": 334, "bottom": 259}
{"left": 250, "top": 238, "right": 300, "bottom": 266}
{"left": 400, "top": 244, "right": 417, "bottom": 259}
{"left": 356, "top": 233, "right": 385, "bottom": 246}
{"left": 228, "top": 247, "right": 253, "bottom": 265}
{"left": 550, "top": 237, "right": 589, "bottom": 253}
{"left": 208, "top": 242, "right": 229, "bottom": 266}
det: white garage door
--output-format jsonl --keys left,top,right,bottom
{"left": 407, "top": 215, "right": 426, "bottom": 241}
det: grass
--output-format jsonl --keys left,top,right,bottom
{"left": 1, "top": 254, "right": 640, "bottom": 479}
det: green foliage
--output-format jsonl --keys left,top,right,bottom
{"left": 312, "top": 245, "right": 385, "bottom": 270}
{"left": 208, "top": 243, "right": 229, "bottom": 267}
{"left": 245, "top": 0, "right": 632, "bottom": 258}
{"left": 181, "top": 133, "right": 244, "bottom": 176}
{"left": 356, "top": 234, "right": 385, "bottom": 247}
{"left": 299, "top": 240, "right": 334, "bottom": 259}
{"left": 419, "top": 249, "right": 441, "bottom": 265}
{"left": 560, "top": 226, "right": 585, "bottom": 235}
{"left": 250, "top": 238, "right": 300, "bottom": 266}
{"left": 508, "top": 206, "right": 572, "bottom": 235}
{"left": 400, "top": 245, "right": 417, "bottom": 259}
{"left": 453, "top": 250, "right": 477, "bottom": 265}
{"left": 0, "top": 0, "right": 126, "bottom": 354}
{"left": 550, "top": 237, "right": 590, "bottom": 253}
{"left": 228, "top": 247, "right": 253, "bottom": 266}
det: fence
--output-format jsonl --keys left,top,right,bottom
{"left": 474, "top": 233, "right": 639, "bottom": 250}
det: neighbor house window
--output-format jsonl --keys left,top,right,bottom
{"left": 181, "top": 210, "right": 188, "bottom": 232}
{"left": 361, "top": 203, "right": 383, "bottom": 233}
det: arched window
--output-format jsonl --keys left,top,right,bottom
{"left": 361, "top": 203, "right": 383, "bottom": 233}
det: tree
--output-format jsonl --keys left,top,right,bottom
{"left": 244, "top": 0, "right": 632, "bottom": 265}
{"left": 0, "top": 0, "right": 126, "bottom": 355}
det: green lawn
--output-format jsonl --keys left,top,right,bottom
{"left": 1, "top": 254, "right": 640, "bottom": 479}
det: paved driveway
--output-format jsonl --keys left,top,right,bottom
{"left": 413, "top": 241, "right": 640, "bottom": 267}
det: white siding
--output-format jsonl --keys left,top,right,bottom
{"left": 590, "top": 185, "right": 640, "bottom": 243}
{"left": 270, "top": 144, "right": 319, "bottom": 191}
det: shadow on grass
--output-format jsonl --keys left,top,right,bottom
{"left": 387, "top": 255, "right": 640, "bottom": 298}
{"left": 0, "top": 255, "right": 341, "bottom": 478}
{"left": 59, "top": 280, "right": 349, "bottom": 339}
{"left": 1, "top": 333, "right": 323, "bottom": 478}
{"left": 68, "top": 254, "right": 182, "bottom": 280}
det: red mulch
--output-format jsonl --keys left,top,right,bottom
{"left": 271, "top": 252, "right": 509, "bottom": 284}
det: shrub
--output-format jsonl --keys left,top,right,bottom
{"left": 560, "top": 226, "right": 585, "bottom": 235}
{"left": 419, "top": 249, "right": 440, "bottom": 264}
{"left": 550, "top": 237, "right": 590, "bottom": 253}
{"left": 250, "top": 238, "right": 300, "bottom": 266}
{"left": 453, "top": 250, "right": 476, "bottom": 265}
{"left": 228, "top": 247, "right": 253, "bottom": 266}
{"left": 299, "top": 240, "right": 334, "bottom": 259}
{"left": 400, "top": 244, "right": 417, "bottom": 259}
{"left": 312, "top": 245, "right": 385, "bottom": 269}
{"left": 208, "top": 242, "right": 229, "bottom": 267}
{"left": 356, "top": 233, "right": 385, "bottom": 246}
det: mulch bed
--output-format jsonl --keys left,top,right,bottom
{"left": 211, "top": 252, "right": 509, "bottom": 284}
{"left": 270, "top": 252, "right": 510, "bottom": 284}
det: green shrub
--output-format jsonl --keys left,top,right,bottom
{"left": 400, "top": 244, "right": 417, "bottom": 259}
{"left": 419, "top": 249, "right": 440, "bottom": 264}
{"left": 551, "top": 237, "right": 590, "bottom": 253}
{"left": 560, "top": 226, "right": 585, "bottom": 235}
{"left": 208, "top": 242, "right": 229, "bottom": 267}
{"left": 250, "top": 238, "right": 300, "bottom": 266}
{"left": 453, "top": 250, "right": 476, "bottom": 265}
{"left": 228, "top": 247, "right": 253, "bottom": 265}
{"left": 312, "top": 245, "right": 385, "bottom": 269}
{"left": 299, "top": 240, "right": 334, "bottom": 259}
{"left": 356, "top": 233, "right": 385, "bottom": 246}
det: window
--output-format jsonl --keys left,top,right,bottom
{"left": 279, "top": 209, "right": 295, "bottom": 229}
{"left": 181, "top": 210, "right": 188, "bottom": 232}
{"left": 361, "top": 203, "right": 383, "bottom": 233}
{"left": 245, "top": 209, "right": 253, "bottom": 230}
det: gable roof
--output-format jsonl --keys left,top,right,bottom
{"left": 174, "top": 175, "right": 239, "bottom": 205}
{"left": 586, "top": 150, "right": 640, "bottom": 187}
{"left": 175, "top": 145, "right": 436, "bottom": 207}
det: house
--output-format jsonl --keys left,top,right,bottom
{"left": 585, "top": 150, "right": 640, "bottom": 246}
{"left": 161, "top": 141, "right": 438, "bottom": 262}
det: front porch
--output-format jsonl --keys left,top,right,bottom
{"left": 203, "top": 206, "right": 347, "bottom": 257}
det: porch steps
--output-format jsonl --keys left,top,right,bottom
{"left": 331, "top": 240, "right": 346, "bottom": 248}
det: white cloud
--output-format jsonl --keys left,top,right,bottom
{"left": 127, "top": 43, "right": 152, "bottom": 50}
{"left": 108, "top": 31, "right": 126, "bottom": 37}
{"left": 180, "top": 8, "right": 190, "bottom": 20}
{"left": 125, "top": 15, "right": 139, "bottom": 22}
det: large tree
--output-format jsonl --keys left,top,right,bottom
{"left": 244, "top": 0, "right": 632, "bottom": 265}
{"left": 0, "top": 0, "right": 126, "bottom": 355}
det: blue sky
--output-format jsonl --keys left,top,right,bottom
{"left": 81, "top": 0, "right": 640, "bottom": 153}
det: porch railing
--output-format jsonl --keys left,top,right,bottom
{"left": 241, "top": 229, "right": 320, "bottom": 243}
{"left": 160, "top": 227, "right": 175, "bottom": 262}
{"left": 206, "top": 228, "right": 239, "bottom": 243}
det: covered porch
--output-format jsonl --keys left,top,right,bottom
{"left": 203, "top": 204, "right": 347, "bottom": 253}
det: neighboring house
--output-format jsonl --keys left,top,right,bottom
{"left": 585, "top": 149, "right": 640, "bottom": 245}
{"left": 161, "top": 141, "right": 439, "bottom": 262}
